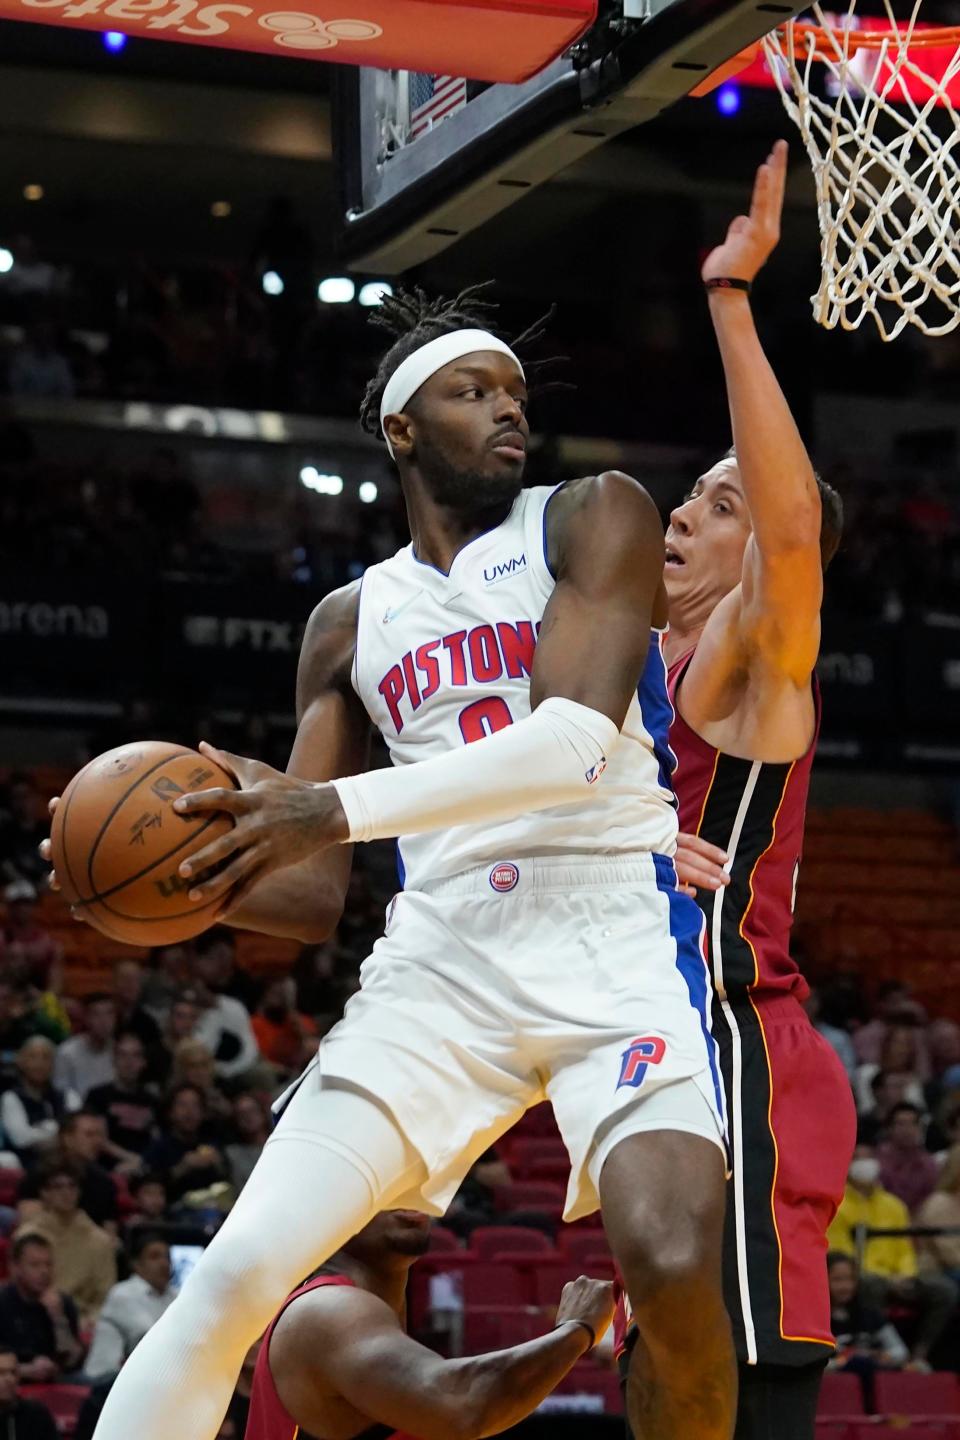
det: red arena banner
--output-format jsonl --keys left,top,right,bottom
{"left": 0, "top": 0, "right": 597, "bottom": 81}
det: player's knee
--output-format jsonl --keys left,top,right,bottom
{"left": 614, "top": 1203, "right": 721, "bottom": 1319}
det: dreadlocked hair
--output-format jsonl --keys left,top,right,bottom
{"left": 358, "top": 281, "right": 570, "bottom": 441}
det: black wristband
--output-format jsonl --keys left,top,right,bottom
{"left": 556, "top": 1319, "right": 596, "bottom": 1350}
{"left": 705, "top": 276, "right": 752, "bottom": 294}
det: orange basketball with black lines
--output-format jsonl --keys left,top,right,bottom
{"left": 50, "top": 741, "right": 236, "bottom": 946}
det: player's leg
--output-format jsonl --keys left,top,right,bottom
{"left": 601, "top": 1128, "right": 736, "bottom": 1440}
{"left": 733, "top": 1360, "right": 827, "bottom": 1440}
{"left": 710, "top": 995, "right": 857, "bottom": 1438}
{"left": 94, "top": 884, "right": 539, "bottom": 1440}
{"left": 92, "top": 1078, "right": 425, "bottom": 1440}
{"left": 541, "top": 856, "right": 735, "bottom": 1438}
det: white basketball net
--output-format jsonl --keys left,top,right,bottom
{"left": 763, "top": 0, "right": 960, "bottom": 339}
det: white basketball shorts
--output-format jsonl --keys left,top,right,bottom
{"left": 274, "top": 852, "right": 728, "bottom": 1222}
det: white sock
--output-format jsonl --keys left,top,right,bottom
{"left": 92, "top": 1079, "right": 423, "bottom": 1440}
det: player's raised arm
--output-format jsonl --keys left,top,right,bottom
{"left": 270, "top": 1276, "right": 615, "bottom": 1440}
{"left": 170, "top": 472, "right": 665, "bottom": 905}
{"left": 703, "top": 139, "right": 823, "bottom": 684}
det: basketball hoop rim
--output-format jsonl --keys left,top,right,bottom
{"left": 779, "top": 18, "right": 960, "bottom": 58}
{"left": 690, "top": 12, "right": 960, "bottom": 95}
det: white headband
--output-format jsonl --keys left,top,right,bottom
{"left": 379, "top": 329, "right": 524, "bottom": 459}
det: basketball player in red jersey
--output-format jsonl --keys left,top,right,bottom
{"left": 614, "top": 141, "right": 857, "bottom": 1440}
{"left": 249, "top": 1209, "right": 615, "bottom": 1440}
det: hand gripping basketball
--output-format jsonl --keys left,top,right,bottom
{"left": 172, "top": 742, "right": 350, "bottom": 910}
{"left": 701, "top": 139, "right": 788, "bottom": 287}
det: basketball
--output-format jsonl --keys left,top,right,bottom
{"left": 50, "top": 741, "right": 237, "bottom": 947}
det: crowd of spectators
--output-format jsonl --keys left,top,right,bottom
{"left": 2, "top": 785, "right": 960, "bottom": 1431}
{"left": 807, "top": 978, "right": 960, "bottom": 1386}
{"left": 0, "top": 911, "right": 367, "bottom": 1435}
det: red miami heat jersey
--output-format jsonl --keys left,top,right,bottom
{"left": 245, "top": 1273, "right": 419, "bottom": 1440}
{"left": 667, "top": 651, "right": 820, "bottom": 1002}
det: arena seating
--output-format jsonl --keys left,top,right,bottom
{"left": 20, "top": 1384, "right": 91, "bottom": 1436}
{"left": 797, "top": 807, "right": 960, "bottom": 1012}
{"left": 873, "top": 1370, "right": 960, "bottom": 1417}
{"left": 817, "top": 1371, "right": 865, "bottom": 1417}
{"left": 471, "top": 1227, "right": 555, "bottom": 1261}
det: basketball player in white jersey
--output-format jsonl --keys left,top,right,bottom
{"left": 81, "top": 313, "right": 733, "bottom": 1440}
{"left": 46, "top": 166, "right": 810, "bottom": 1440}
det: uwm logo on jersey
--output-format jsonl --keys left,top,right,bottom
{"left": 378, "top": 618, "right": 541, "bottom": 735}
{"left": 483, "top": 553, "right": 527, "bottom": 586}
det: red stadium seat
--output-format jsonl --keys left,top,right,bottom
{"left": 428, "top": 1224, "right": 462, "bottom": 1252}
{"left": 495, "top": 1181, "right": 565, "bottom": 1211}
{"left": 579, "top": 1250, "right": 614, "bottom": 1272}
{"left": 20, "top": 1384, "right": 91, "bottom": 1436}
{"left": 461, "top": 1263, "right": 527, "bottom": 1308}
{"left": 813, "top": 1424, "right": 853, "bottom": 1440}
{"left": 557, "top": 1228, "right": 607, "bottom": 1261}
{"left": 873, "top": 1371, "right": 960, "bottom": 1417}
{"left": 463, "top": 1306, "right": 542, "bottom": 1351}
{"left": 531, "top": 1260, "right": 613, "bottom": 1308}
{"left": 471, "top": 1228, "right": 554, "bottom": 1261}
{"left": 850, "top": 1427, "right": 958, "bottom": 1440}
{"left": 524, "top": 1159, "right": 571, "bottom": 1186}
{"left": 817, "top": 1371, "right": 866, "bottom": 1417}
{"left": 508, "top": 1105, "right": 561, "bottom": 1139}
{"left": 510, "top": 1139, "right": 569, "bottom": 1173}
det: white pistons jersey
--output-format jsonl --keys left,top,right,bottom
{"left": 352, "top": 483, "right": 679, "bottom": 890}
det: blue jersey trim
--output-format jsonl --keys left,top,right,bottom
{"left": 541, "top": 481, "right": 569, "bottom": 581}
{"left": 395, "top": 840, "right": 406, "bottom": 890}
{"left": 637, "top": 630, "right": 679, "bottom": 805}
{"left": 653, "top": 853, "right": 726, "bottom": 1133}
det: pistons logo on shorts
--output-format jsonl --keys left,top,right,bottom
{"left": 489, "top": 862, "right": 520, "bottom": 893}
{"left": 617, "top": 1035, "right": 666, "bottom": 1090}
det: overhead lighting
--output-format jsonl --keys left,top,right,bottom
{"left": 300, "top": 467, "right": 344, "bottom": 496}
{"left": 210, "top": 201, "right": 231, "bottom": 218}
{"left": 317, "top": 277, "right": 355, "bottom": 304}
{"left": 717, "top": 84, "right": 740, "bottom": 116}
{"left": 0, "top": 249, "right": 12, "bottom": 275}
{"left": 358, "top": 282, "right": 393, "bottom": 308}
{"left": 262, "top": 270, "right": 284, "bottom": 296}
{"left": 103, "top": 30, "right": 127, "bottom": 50}
{"left": 23, "top": 185, "right": 44, "bottom": 202}
{"left": 358, "top": 481, "right": 378, "bottom": 505}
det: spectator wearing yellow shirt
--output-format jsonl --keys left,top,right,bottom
{"left": 827, "top": 1142, "right": 958, "bottom": 1367}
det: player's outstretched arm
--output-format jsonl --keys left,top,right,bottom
{"left": 704, "top": 139, "right": 823, "bottom": 685}
{"left": 271, "top": 1276, "right": 615, "bottom": 1440}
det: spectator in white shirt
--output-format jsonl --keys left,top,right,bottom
{"left": 189, "top": 957, "right": 258, "bottom": 1083}
{"left": 85, "top": 1232, "right": 178, "bottom": 1380}
{"left": 0, "top": 1038, "right": 64, "bottom": 1164}
{"left": 54, "top": 995, "right": 117, "bottom": 1105}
